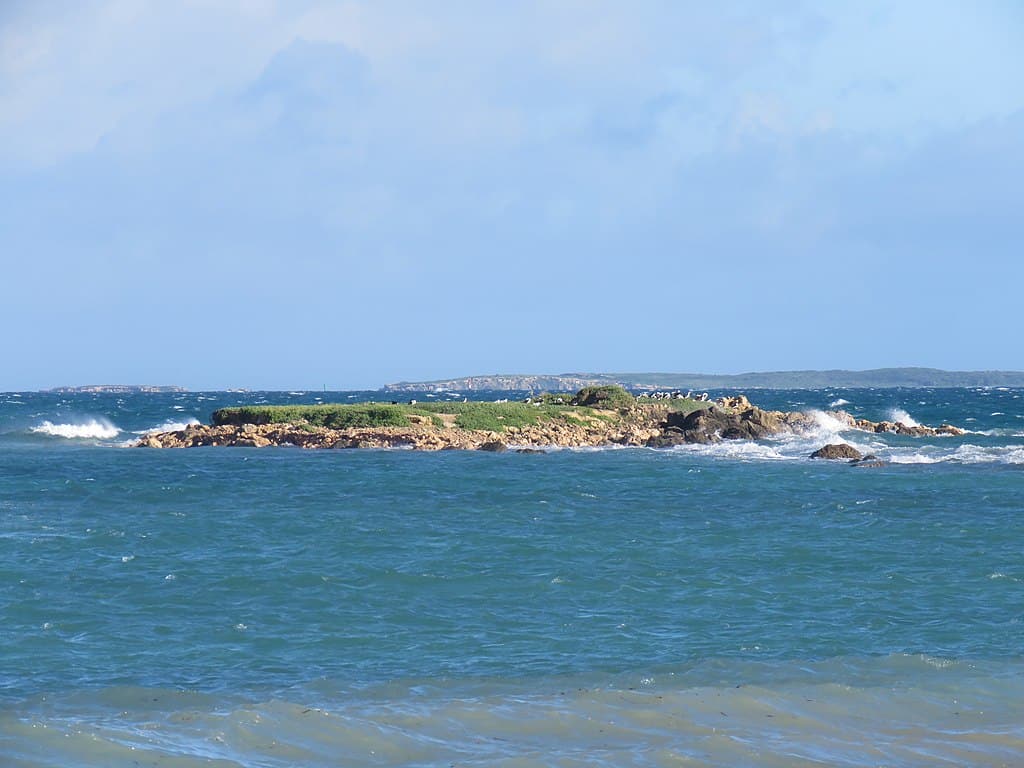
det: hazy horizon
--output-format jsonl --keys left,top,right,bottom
{"left": 20, "top": 365, "right": 1024, "bottom": 393}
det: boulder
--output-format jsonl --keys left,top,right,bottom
{"left": 646, "top": 428, "right": 697, "bottom": 448}
{"left": 810, "top": 443, "right": 863, "bottom": 460}
{"left": 478, "top": 440, "right": 508, "bottom": 452}
{"left": 716, "top": 395, "right": 751, "bottom": 411}
{"left": 849, "top": 454, "right": 887, "bottom": 468}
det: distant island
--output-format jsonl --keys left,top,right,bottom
{"left": 139, "top": 386, "right": 964, "bottom": 453}
{"left": 44, "top": 385, "right": 187, "bottom": 394}
{"left": 384, "top": 368, "right": 1024, "bottom": 392}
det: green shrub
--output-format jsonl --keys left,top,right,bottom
{"left": 530, "top": 392, "right": 575, "bottom": 405}
{"left": 571, "top": 385, "right": 634, "bottom": 409}
{"left": 212, "top": 404, "right": 410, "bottom": 429}
{"left": 210, "top": 398, "right": 627, "bottom": 434}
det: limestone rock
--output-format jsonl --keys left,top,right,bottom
{"left": 810, "top": 443, "right": 863, "bottom": 460}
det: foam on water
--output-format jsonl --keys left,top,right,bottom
{"left": 829, "top": 397, "right": 850, "bottom": 407}
{"left": 133, "top": 417, "right": 201, "bottom": 435}
{"left": 888, "top": 444, "right": 1024, "bottom": 465}
{"left": 668, "top": 439, "right": 789, "bottom": 461}
{"left": 29, "top": 419, "right": 120, "bottom": 440}
{"left": 4, "top": 656, "right": 1023, "bottom": 768}
{"left": 808, "top": 409, "right": 850, "bottom": 437}
{"left": 888, "top": 408, "right": 920, "bottom": 427}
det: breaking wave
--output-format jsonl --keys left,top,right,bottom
{"left": 134, "top": 418, "right": 200, "bottom": 435}
{"left": 30, "top": 419, "right": 120, "bottom": 440}
{"left": 808, "top": 409, "right": 850, "bottom": 436}
{"left": 888, "top": 444, "right": 1024, "bottom": 465}
{"left": 887, "top": 408, "right": 920, "bottom": 427}
{"left": 829, "top": 398, "right": 850, "bottom": 407}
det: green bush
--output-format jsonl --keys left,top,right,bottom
{"left": 212, "top": 405, "right": 410, "bottom": 429}
{"left": 571, "top": 385, "right": 634, "bottom": 409}
{"left": 211, "top": 398, "right": 629, "bottom": 434}
{"left": 530, "top": 392, "right": 575, "bottom": 405}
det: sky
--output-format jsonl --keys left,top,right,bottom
{"left": 2, "top": 1, "right": 1023, "bottom": 390}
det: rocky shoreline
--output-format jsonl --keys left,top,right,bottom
{"left": 138, "top": 395, "right": 965, "bottom": 452}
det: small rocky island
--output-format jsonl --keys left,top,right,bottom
{"left": 138, "top": 386, "right": 964, "bottom": 452}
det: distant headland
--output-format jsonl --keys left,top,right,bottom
{"left": 384, "top": 368, "right": 1024, "bottom": 392}
{"left": 44, "top": 385, "right": 187, "bottom": 394}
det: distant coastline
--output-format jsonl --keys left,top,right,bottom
{"left": 44, "top": 385, "right": 187, "bottom": 394}
{"left": 384, "top": 368, "right": 1024, "bottom": 392}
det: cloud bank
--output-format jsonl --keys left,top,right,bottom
{"left": 2, "top": 1, "right": 1022, "bottom": 388}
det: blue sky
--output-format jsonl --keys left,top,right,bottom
{"left": 2, "top": 1, "right": 1022, "bottom": 389}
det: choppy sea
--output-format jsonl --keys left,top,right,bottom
{"left": 1, "top": 387, "right": 1023, "bottom": 767}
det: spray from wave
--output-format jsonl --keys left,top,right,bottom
{"left": 888, "top": 444, "right": 1024, "bottom": 465}
{"left": 134, "top": 418, "right": 201, "bottom": 435}
{"left": 887, "top": 408, "right": 920, "bottom": 427}
{"left": 30, "top": 419, "right": 120, "bottom": 440}
{"left": 809, "top": 410, "right": 850, "bottom": 436}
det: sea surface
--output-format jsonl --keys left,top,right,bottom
{"left": 1, "top": 387, "right": 1022, "bottom": 767}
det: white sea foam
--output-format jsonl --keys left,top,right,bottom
{"left": 668, "top": 440, "right": 789, "bottom": 461}
{"left": 808, "top": 409, "right": 849, "bottom": 437}
{"left": 829, "top": 398, "right": 850, "bottom": 407}
{"left": 13, "top": 657, "right": 1024, "bottom": 768}
{"left": 30, "top": 419, "right": 120, "bottom": 440}
{"left": 888, "top": 444, "right": 1024, "bottom": 465}
{"left": 887, "top": 408, "right": 920, "bottom": 427}
{"left": 134, "top": 418, "right": 200, "bottom": 435}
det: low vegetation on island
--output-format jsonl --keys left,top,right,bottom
{"left": 211, "top": 386, "right": 637, "bottom": 434}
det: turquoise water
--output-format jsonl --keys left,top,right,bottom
{"left": 1, "top": 389, "right": 1023, "bottom": 766}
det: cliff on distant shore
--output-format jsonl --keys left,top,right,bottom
{"left": 384, "top": 368, "right": 1024, "bottom": 392}
{"left": 138, "top": 388, "right": 964, "bottom": 451}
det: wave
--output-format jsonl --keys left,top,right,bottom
{"left": 808, "top": 409, "right": 851, "bottom": 437}
{"left": 133, "top": 418, "right": 200, "bottom": 435}
{"left": 29, "top": 419, "right": 120, "bottom": 440}
{"left": 829, "top": 398, "right": 850, "bottom": 407}
{"left": 5, "top": 655, "right": 1022, "bottom": 768}
{"left": 887, "top": 408, "right": 920, "bottom": 427}
{"left": 888, "top": 444, "right": 1024, "bottom": 465}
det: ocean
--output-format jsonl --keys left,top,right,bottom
{"left": 1, "top": 387, "right": 1022, "bottom": 767}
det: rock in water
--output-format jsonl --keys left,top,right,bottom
{"left": 810, "top": 443, "right": 863, "bottom": 460}
{"left": 478, "top": 440, "right": 508, "bottom": 452}
{"left": 849, "top": 454, "right": 887, "bottom": 468}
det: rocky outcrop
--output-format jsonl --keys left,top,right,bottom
{"left": 137, "top": 397, "right": 965, "bottom": 451}
{"left": 647, "top": 404, "right": 817, "bottom": 447}
{"left": 852, "top": 418, "right": 966, "bottom": 437}
{"left": 810, "top": 443, "right": 863, "bottom": 460}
